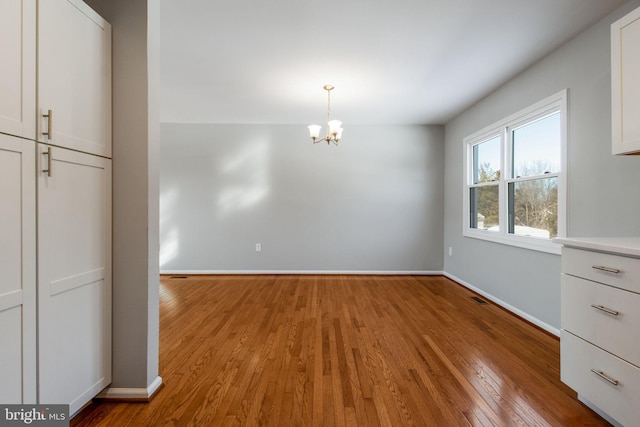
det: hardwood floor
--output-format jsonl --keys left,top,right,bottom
{"left": 75, "top": 275, "right": 609, "bottom": 426}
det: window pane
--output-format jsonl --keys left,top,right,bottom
{"left": 472, "top": 136, "right": 501, "bottom": 184}
{"left": 512, "top": 112, "right": 560, "bottom": 178}
{"left": 470, "top": 185, "right": 499, "bottom": 231}
{"left": 508, "top": 177, "right": 558, "bottom": 238}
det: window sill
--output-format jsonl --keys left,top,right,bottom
{"left": 463, "top": 229, "right": 561, "bottom": 255}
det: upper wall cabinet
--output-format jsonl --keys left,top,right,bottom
{"left": 37, "top": 0, "right": 112, "bottom": 158}
{"left": 612, "top": 6, "right": 640, "bottom": 155}
{"left": 0, "top": 0, "right": 36, "bottom": 139}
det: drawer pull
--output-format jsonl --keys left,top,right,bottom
{"left": 590, "top": 369, "right": 619, "bottom": 386}
{"left": 590, "top": 304, "right": 620, "bottom": 316}
{"left": 591, "top": 265, "right": 621, "bottom": 274}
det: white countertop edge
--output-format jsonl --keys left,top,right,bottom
{"left": 553, "top": 237, "right": 640, "bottom": 257}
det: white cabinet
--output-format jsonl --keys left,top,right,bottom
{"left": 612, "top": 6, "right": 640, "bottom": 155}
{"left": 0, "top": 0, "right": 36, "bottom": 139}
{"left": 0, "top": 134, "right": 36, "bottom": 404}
{"left": 1, "top": 0, "right": 110, "bottom": 152}
{"left": 37, "top": 144, "right": 112, "bottom": 415}
{"left": 561, "top": 331, "right": 640, "bottom": 426}
{"left": 37, "top": 0, "right": 112, "bottom": 157}
{"left": 556, "top": 238, "right": 640, "bottom": 426}
{"left": 0, "top": 0, "right": 112, "bottom": 415}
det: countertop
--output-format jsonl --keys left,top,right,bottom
{"left": 553, "top": 237, "right": 640, "bottom": 257}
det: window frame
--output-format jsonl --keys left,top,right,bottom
{"left": 462, "top": 90, "right": 567, "bottom": 255}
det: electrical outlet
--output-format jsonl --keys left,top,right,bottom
{"left": 256, "top": 243, "right": 262, "bottom": 252}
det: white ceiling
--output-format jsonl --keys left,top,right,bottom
{"left": 160, "top": 0, "right": 626, "bottom": 125}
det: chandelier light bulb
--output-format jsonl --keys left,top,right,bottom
{"left": 308, "top": 125, "right": 321, "bottom": 141}
{"left": 328, "top": 120, "right": 342, "bottom": 136}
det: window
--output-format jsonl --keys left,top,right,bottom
{"left": 463, "top": 90, "right": 566, "bottom": 254}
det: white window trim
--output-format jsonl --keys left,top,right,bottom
{"left": 462, "top": 89, "right": 567, "bottom": 255}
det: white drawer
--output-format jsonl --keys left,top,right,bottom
{"left": 561, "top": 331, "right": 640, "bottom": 427}
{"left": 562, "top": 274, "right": 640, "bottom": 367}
{"left": 562, "top": 247, "right": 640, "bottom": 294}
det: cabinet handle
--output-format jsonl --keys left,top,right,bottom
{"left": 590, "top": 304, "right": 620, "bottom": 316}
{"left": 591, "top": 265, "right": 621, "bottom": 274}
{"left": 42, "top": 147, "right": 52, "bottom": 177}
{"left": 590, "top": 369, "right": 619, "bottom": 386}
{"left": 43, "top": 109, "right": 53, "bottom": 140}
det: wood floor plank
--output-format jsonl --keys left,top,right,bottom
{"left": 74, "top": 275, "right": 612, "bottom": 426}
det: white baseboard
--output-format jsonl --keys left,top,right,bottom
{"left": 97, "top": 376, "right": 163, "bottom": 401}
{"left": 161, "top": 270, "right": 444, "bottom": 276}
{"left": 443, "top": 272, "right": 560, "bottom": 337}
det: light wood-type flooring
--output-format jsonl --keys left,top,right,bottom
{"left": 74, "top": 275, "right": 609, "bottom": 426}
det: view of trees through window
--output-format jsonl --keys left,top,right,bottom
{"left": 470, "top": 163, "right": 500, "bottom": 231}
{"left": 510, "top": 174, "right": 558, "bottom": 239}
{"left": 469, "top": 109, "right": 561, "bottom": 239}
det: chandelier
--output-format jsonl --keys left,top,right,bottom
{"left": 308, "top": 85, "right": 344, "bottom": 145}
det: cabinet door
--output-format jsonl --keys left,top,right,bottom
{"left": 37, "top": 144, "right": 111, "bottom": 415}
{"left": 37, "top": 0, "right": 111, "bottom": 158}
{"left": 0, "top": 134, "right": 36, "bottom": 404}
{"left": 0, "top": 0, "right": 36, "bottom": 139}
{"left": 612, "top": 6, "right": 640, "bottom": 155}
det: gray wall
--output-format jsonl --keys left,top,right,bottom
{"left": 83, "top": 0, "right": 160, "bottom": 390}
{"left": 160, "top": 124, "right": 444, "bottom": 272}
{"left": 443, "top": 0, "right": 640, "bottom": 330}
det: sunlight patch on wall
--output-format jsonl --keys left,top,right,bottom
{"left": 159, "top": 227, "right": 179, "bottom": 268}
{"left": 216, "top": 140, "right": 270, "bottom": 217}
{"left": 160, "top": 187, "right": 180, "bottom": 268}
{"left": 160, "top": 187, "right": 177, "bottom": 226}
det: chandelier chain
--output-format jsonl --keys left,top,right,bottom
{"left": 327, "top": 89, "right": 331, "bottom": 123}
